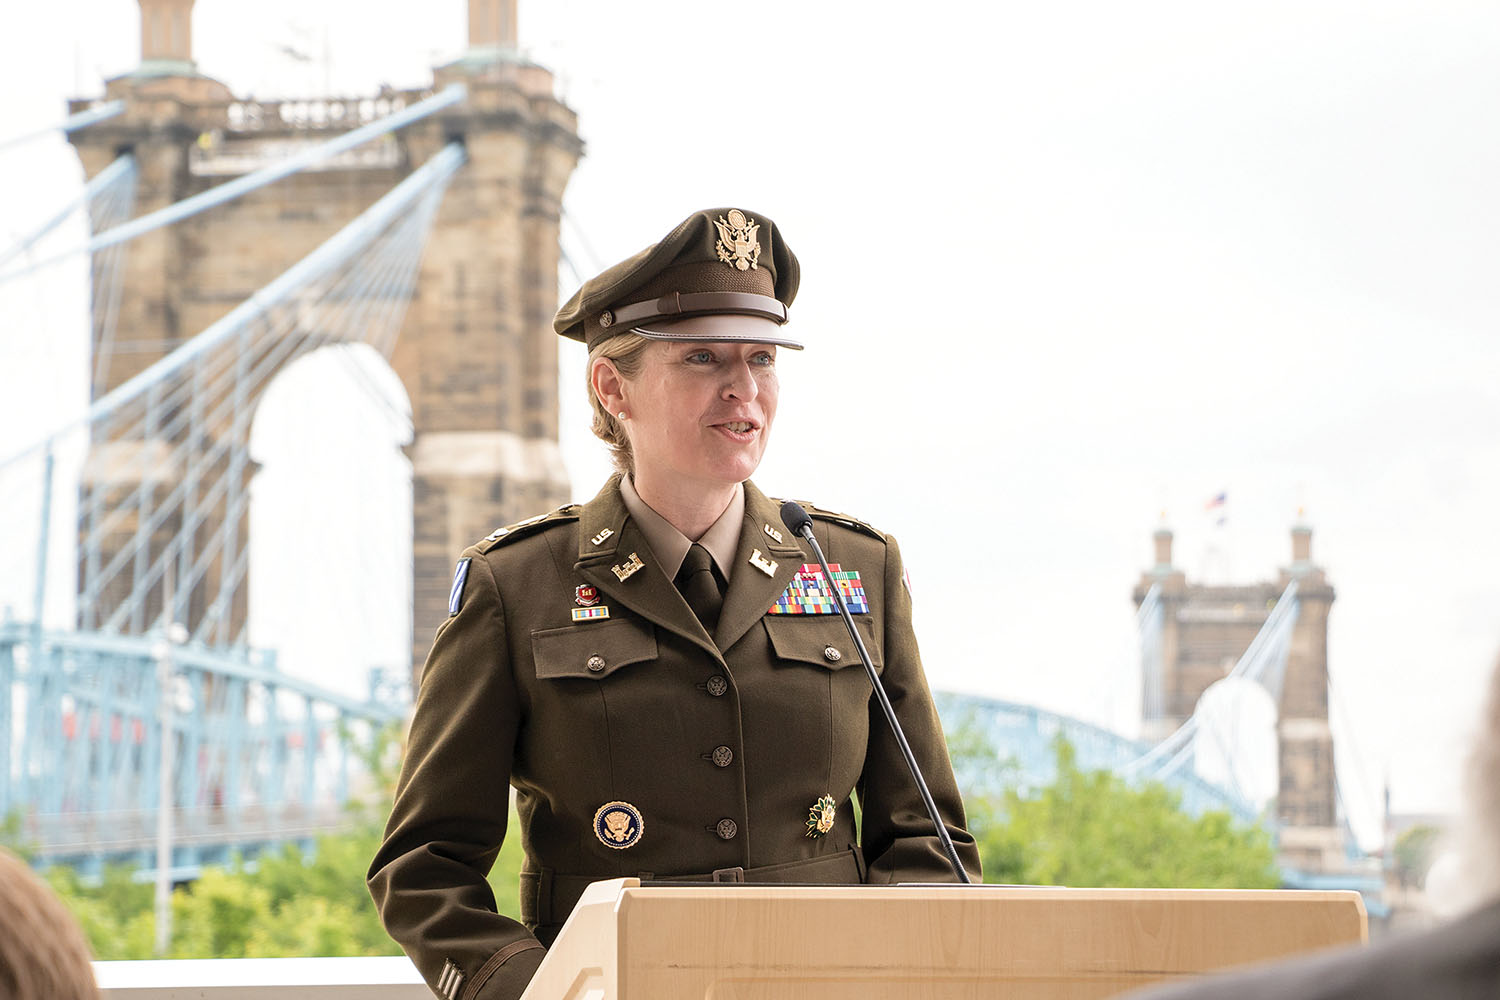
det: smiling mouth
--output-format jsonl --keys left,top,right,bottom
{"left": 721, "top": 421, "right": 755, "bottom": 433}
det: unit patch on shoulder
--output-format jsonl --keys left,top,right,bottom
{"left": 448, "top": 559, "right": 471, "bottom": 617}
{"left": 478, "top": 505, "right": 581, "bottom": 553}
{"left": 767, "top": 563, "right": 869, "bottom": 615}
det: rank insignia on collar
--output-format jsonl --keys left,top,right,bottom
{"left": 612, "top": 552, "right": 645, "bottom": 582}
{"left": 572, "top": 606, "right": 609, "bottom": 622}
{"left": 575, "top": 584, "right": 600, "bottom": 607}
{"left": 748, "top": 548, "right": 778, "bottom": 577}
{"left": 714, "top": 209, "right": 761, "bottom": 271}
{"left": 763, "top": 523, "right": 784, "bottom": 544}
{"left": 591, "top": 527, "right": 614, "bottom": 546}
{"left": 594, "top": 800, "right": 644, "bottom": 849}
{"left": 806, "top": 794, "right": 836, "bottom": 838}
{"left": 448, "top": 559, "right": 471, "bottom": 617}
{"left": 767, "top": 564, "right": 869, "bottom": 615}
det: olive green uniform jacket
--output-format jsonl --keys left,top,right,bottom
{"left": 368, "top": 477, "right": 980, "bottom": 1000}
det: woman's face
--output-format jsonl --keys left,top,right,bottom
{"left": 616, "top": 340, "right": 779, "bottom": 493}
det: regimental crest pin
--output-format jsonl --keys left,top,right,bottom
{"left": 714, "top": 209, "right": 761, "bottom": 271}
{"left": 806, "top": 794, "right": 836, "bottom": 838}
{"left": 594, "top": 800, "right": 644, "bottom": 849}
{"left": 612, "top": 552, "right": 645, "bottom": 582}
{"left": 575, "top": 584, "right": 600, "bottom": 607}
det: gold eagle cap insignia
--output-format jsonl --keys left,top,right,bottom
{"left": 714, "top": 209, "right": 761, "bottom": 271}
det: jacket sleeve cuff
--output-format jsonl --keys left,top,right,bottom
{"left": 463, "top": 938, "right": 546, "bottom": 1000}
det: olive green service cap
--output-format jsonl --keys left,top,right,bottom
{"left": 554, "top": 207, "right": 802, "bottom": 350}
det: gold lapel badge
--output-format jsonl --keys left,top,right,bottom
{"left": 591, "top": 527, "right": 614, "bottom": 546}
{"left": 714, "top": 209, "right": 761, "bottom": 271}
{"left": 806, "top": 794, "right": 836, "bottom": 838}
{"left": 612, "top": 552, "right": 645, "bottom": 582}
{"left": 748, "top": 548, "right": 778, "bottom": 577}
{"left": 763, "top": 523, "right": 784, "bottom": 544}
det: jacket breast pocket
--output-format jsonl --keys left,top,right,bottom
{"left": 763, "top": 615, "right": 883, "bottom": 674}
{"left": 530, "top": 617, "right": 658, "bottom": 681}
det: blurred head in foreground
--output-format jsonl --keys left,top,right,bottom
{"left": 1449, "top": 649, "right": 1500, "bottom": 913}
{"left": 0, "top": 848, "right": 98, "bottom": 1000}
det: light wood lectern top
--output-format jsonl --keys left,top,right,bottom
{"left": 520, "top": 878, "right": 1366, "bottom": 1000}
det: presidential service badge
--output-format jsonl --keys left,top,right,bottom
{"left": 806, "top": 794, "right": 836, "bottom": 838}
{"left": 714, "top": 209, "right": 761, "bottom": 271}
{"left": 594, "top": 801, "right": 644, "bottom": 849}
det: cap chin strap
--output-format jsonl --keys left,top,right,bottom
{"left": 609, "top": 291, "right": 788, "bottom": 329}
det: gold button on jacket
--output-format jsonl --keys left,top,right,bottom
{"left": 368, "top": 477, "right": 980, "bottom": 1000}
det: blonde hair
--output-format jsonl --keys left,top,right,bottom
{"left": 0, "top": 849, "right": 99, "bottom": 999}
{"left": 586, "top": 332, "right": 653, "bottom": 476}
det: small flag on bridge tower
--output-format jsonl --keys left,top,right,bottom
{"left": 1204, "top": 491, "right": 1228, "bottom": 527}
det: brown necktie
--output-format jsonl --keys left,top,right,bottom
{"left": 675, "top": 543, "right": 724, "bottom": 632}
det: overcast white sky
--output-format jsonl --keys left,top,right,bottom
{"left": 2, "top": 0, "right": 1499, "bottom": 849}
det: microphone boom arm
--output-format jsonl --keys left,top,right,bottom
{"left": 781, "top": 502, "right": 972, "bottom": 884}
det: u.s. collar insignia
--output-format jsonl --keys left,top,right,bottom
{"left": 714, "top": 209, "right": 761, "bottom": 271}
{"left": 591, "top": 527, "right": 613, "bottom": 546}
{"left": 748, "top": 548, "right": 778, "bottom": 577}
{"left": 612, "top": 552, "right": 645, "bottom": 582}
{"left": 594, "top": 801, "right": 644, "bottom": 849}
{"left": 806, "top": 794, "right": 836, "bottom": 838}
{"left": 763, "top": 523, "right": 784, "bottom": 544}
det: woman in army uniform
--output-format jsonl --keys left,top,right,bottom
{"left": 368, "top": 208, "right": 979, "bottom": 1000}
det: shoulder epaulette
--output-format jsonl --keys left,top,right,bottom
{"left": 777, "top": 499, "right": 885, "bottom": 541}
{"left": 477, "top": 503, "right": 580, "bottom": 553}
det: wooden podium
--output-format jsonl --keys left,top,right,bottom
{"left": 520, "top": 879, "right": 1366, "bottom": 999}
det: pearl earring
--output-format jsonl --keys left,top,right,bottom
{"left": 617, "top": 411, "right": 627, "bottom": 421}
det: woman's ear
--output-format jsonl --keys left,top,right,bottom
{"left": 591, "top": 357, "right": 627, "bottom": 415}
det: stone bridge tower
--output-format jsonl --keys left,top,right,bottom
{"left": 1133, "top": 522, "right": 1341, "bottom": 872}
{"left": 67, "top": 0, "right": 581, "bottom": 675}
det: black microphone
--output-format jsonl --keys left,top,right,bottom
{"left": 778, "top": 500, "right": 972, "bottom": 884}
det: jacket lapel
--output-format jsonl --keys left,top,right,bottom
{"left": 575, "top": 475, "right": 721, "bottom": 663}
{"left": 713, "top": 481, "right": 808, "bottom": 651}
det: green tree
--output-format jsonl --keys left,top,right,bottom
{"left": 1392, "top": 824, "right": 1442, "bottom": 889}
{"left": 970, "top": 735, "right": 1280, "bottom": 889}
{"left": 37, "top": 806, "right": 529, "bottom": 960}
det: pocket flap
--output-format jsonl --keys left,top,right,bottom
{"left": 763, "top": 615, "right": 882, "bottom": 672}
{"left": 531, "top": 618, "right": 658, "bottom": 680}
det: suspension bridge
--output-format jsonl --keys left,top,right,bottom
{"left": 0, "top": 13, "right": 1379, "bottom": 913}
